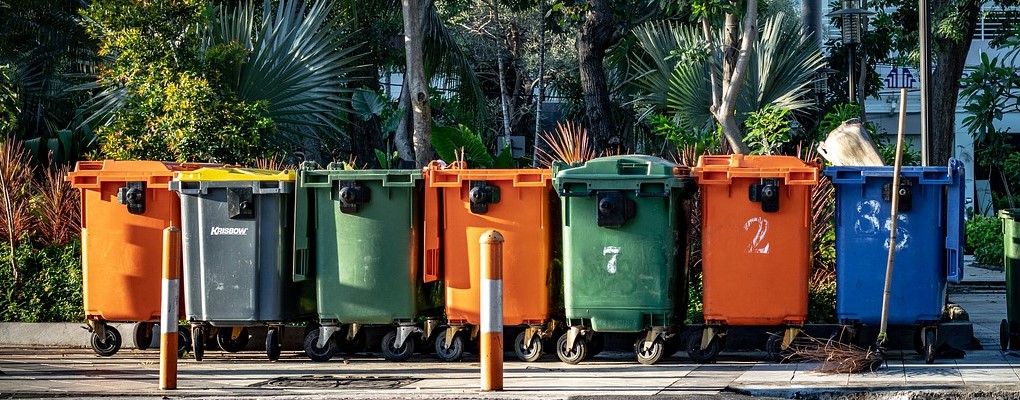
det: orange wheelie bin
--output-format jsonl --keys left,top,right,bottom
{"left": 423, "top": 161, "right": 555, "bottom": 362}
{"left": 67, "top": 161, "right": 198, "bottom": 357}
{"left": 689, "top": 154, "right": 819, "bottom": 363}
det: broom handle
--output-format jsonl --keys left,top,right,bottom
{"left": 878, "top": 87, "right": 909, "bottom": 345}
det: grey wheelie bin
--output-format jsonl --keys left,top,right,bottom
{"left": 170, "top": 167, "right": 315, "bottom": 361}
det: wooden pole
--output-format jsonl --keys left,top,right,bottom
{"left": 877, "top": 87, "right": 908, "bottom": 347}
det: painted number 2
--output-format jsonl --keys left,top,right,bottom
{"left": 744, "top": 217, "right": 770, "bottom": 254}
{"left": 603, "top": 246, "right": 620, "bottom": 274}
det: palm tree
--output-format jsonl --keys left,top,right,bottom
{"left": 630, "top": 12, "right": 824, "bottom": 146}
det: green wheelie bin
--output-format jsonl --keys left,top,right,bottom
{"left": 294, "top": 164, "right": 442, "bottom": 362}
{"left": 1001, "top": 209, "right": 1020, "bottom": 350}
{"left": 552, "top": 155, "right": 696, "bottom": 365}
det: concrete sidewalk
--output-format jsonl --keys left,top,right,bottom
{"left": 0, "top": 259, "right": 1016, "bottom": 399}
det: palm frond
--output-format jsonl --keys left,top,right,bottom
{"left": 422, "top": 2, "right": 485, "bottom": 116}
{"left": 629, "top": 13, "right": 824, "bottom": 133}
{"left": 208, "top": 0, "right": 367, "bottom": 147}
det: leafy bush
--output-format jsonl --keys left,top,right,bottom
{"left": 808, "top": 271, "right": 837, "bottom": 323}
{"left": 685, "top": 271, "right": 704, "bottom": 324}
{"left": 0, "top": 240, "right": 82, "bottom": 322}
{"left": 966, "top": 215, "right": 1004, "bottom": 266}
{"left": 743, "top": 105, "right": 791, "bottom": 156}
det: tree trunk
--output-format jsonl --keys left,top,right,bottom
{"left": 576, "top": 0, "right": 617, "bottom": 153}
{"left": 712, "top": 0, "right": 756, "bottom": 155}
{"left": 930, "top": 0, "right": 980, "bottom": 166}
{"left": 394, "top": 79, "right": 416, "bottom": 165}
{"left": 402, "top": 0, "right": 432, "bottom": 167}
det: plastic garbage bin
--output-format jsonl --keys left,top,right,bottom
{"left": 170, "top": 167, "right": 314, "bottom": 361}
{"left": 1002, "top": 209, "right": 1020, "bottom": 351}
{"left": 690, "top": 154, "right": 819, "bottom": 363}
{"left": 67, "top": 160, "right": 199, "bottom": 357}
{"left": 552, "top": 155, "right": 696, "bottom": 365}
{"left": 293, "top": 164, "right": 442, "bottom": 362}
{"left": 423, "top": 162, "right": 555, "bottom": 362}
{"left": 825, "top": 160, "right": 964, "bottom": 364}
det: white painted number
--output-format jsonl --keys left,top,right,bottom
{"left": 603, "top": 246, "right": 620, "bottom": 274}
{"left": 744, "top": 217, "right": 770, "bottom": 254}
{"left": 854, "top": 200, "right": 910, "bottom": 251}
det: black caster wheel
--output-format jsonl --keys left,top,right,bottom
{"left": 191, "top": 326, "right": 205, "bottom": 361}
{"left": 216, "top": 327, "right": 250, "bottom": 353}
{"left": 686, "top": 329, "right": 721, "bottom": 364}
{"left": 90, "top": 325, "right": 121, "bottom": 357}
{"left": 267, "top": 326, "right": 283, "bottom": 361}
{"left": 634, "top": 336, "right": 665, "bottom": 365}
{"left": 555, "top": 332, "right": 587, "bottom": 365}
{"left": 381, "top": 330, "right": 416, "bottom": 362}
{"left": 434, "top": 330, "right": 465, "bottom": 362}
{"left": 134, "top": 323, "right": 154, "bottom": 350}
{"left": 514, "top": 331, "right": 543, "bottom": 362}
{"left": 1001, "top": 319, "right": 1011, "bottom": 351}
{"left": 923, "top": 328, "right": 937, "bottom": 364}
{"left": 303, "top": 328, "right": 337, "bottom": 362}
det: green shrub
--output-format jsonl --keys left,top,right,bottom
{"left": 966, "top": 215, "right": 1004, "bottom": 266}
{"left": 808, "top": 273, "right": 837, "bottom": 324}
{"left": 0, "top": 241, "right": 82, "bottom": 322}
{"left": 686, "top": 271, "right": 704, "bottom": 324}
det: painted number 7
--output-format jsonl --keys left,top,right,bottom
{"left": 603, "top": 246, "right": 620, "bottom": 274}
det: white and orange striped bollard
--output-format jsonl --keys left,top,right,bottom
{"left": 159, "top": 226, "right": 181, "bottom": 390}
{"left": 480, "top": 230, "right": 504, "bottom": 391}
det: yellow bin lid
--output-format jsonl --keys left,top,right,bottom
{"left": 174, "top": 167, "right": 295, "bottom": 182}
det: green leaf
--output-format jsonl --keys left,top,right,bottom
{"left": 492, "top": 145, "right": 515, "bottom": 169}
{"left": 351, "top": 89, "right": 386, "bottom": 121}
{"left": 431, "top": 124, "right": 494, "bottom": 167}
{"left": 374, "top": 148, "right": 389, "bottom": 169}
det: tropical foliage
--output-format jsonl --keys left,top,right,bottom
{"left": 629, "top": 13, "right": 824, "bottom": 140}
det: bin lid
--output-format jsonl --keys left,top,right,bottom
{"left": 691, "top": 154, "right": 819, "bottom": 185}
{"left": 824, "top": 164, "right": 958, "bottom": 186}
{"left": 298, "top": 167, "right": 422, "bottom": 188}
{"left": 1001, "top": 209, "right": 1020, "bottom": 220}
{"left": 425, "top": 161, "right": 550, "bottom": 188}
{"left": 554, "top": 155, "right": 682, "bottom": 179}
{"left": 67, "top": 160, "right": 216, "bottom": 189}
{"left": 174, "top": 167, "right": 295, "bottom": 182}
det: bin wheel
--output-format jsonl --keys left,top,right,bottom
{"left": 586, "top": 332, "right": 604, "bottom": 360}
{"left": 766, "top": 334, "right": 786, "bottom": 363}
{"left": 1001, "top": 319, "right": 1011, "bottom": 351}
{"left": 555, "top": 332, "right": 587, "bottom": 365}
{"left": 634, "top": 337, "right": 665, "bottom": 365}
{"left": 434, "top": 330, "right": 465, "bottom": 362}
{"left": 134, "top": 323, "right": 153, "bottom": 351}
{"left": 177, "top": 327, "right": 191, "bottom": 358}
{"left": 302, "top": 328, "right": 337, "bottom": 362}
{"left": 266, "top": 327, "right": 282, "bottom": 362}
{"left": 513, "top": 331, "right": 543, "bottom": 362}
{"left": 663, "top": 334, "right": 683, "bottom": 357}
{"left": 924, "top": 328, "right": 937, "bottom": 364}
{"left": 191, "top": 326, "right": 205, "bottom": 361}
{"left": 381, "top": 330, "right": 416, "bottom": 362}
{"left": 90, "top": 326, "right": 121, "bottom": 357}
{"left": 338, "top": 326, "right": 366, "bottom": 356}
{"left": 686, "top": 332, "right": 721, "bottom": 364}
{"left": 216, "top": 327, "right": 250, "bottom": 353}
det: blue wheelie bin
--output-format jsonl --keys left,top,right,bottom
{"left": 824, "top": 159, "right": 964, "bottom": 364}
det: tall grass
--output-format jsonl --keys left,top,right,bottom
{"left": 33, "top": 164, "right": 80, "bottom": 247}
{"left": 0, "top": 139, "right": 36, "bottom": 285}
{"left": 536, "top": 121, "right": 596, "bottom": 167}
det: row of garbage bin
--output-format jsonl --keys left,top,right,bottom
{"left": 66, "top": 154, "right": 966, "bottom": 365}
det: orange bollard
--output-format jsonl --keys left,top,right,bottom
{"left": 159, "top": 226, "right": 181, "bottom": 390}
{"left": 479, "top": 230, "right": 504, "bottom": 391}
